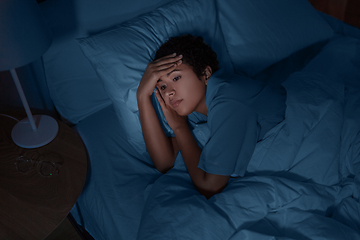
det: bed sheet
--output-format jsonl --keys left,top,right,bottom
{"left": 71, "top": 105, "right": 161, "bottom": 239}
{"left": 72, "top": 35, "right": 360, "bottom": 239}
{"left": 136, "top": 36, "right": 360, "bottom": 239}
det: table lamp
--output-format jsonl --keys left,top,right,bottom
{"left": 0, "top": 0, "right": 58, "bottom": 148}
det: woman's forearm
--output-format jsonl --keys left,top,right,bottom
{"left": 173, "top": 126, "right": 230, "bottom": 198}
{"left": 173, "top": 126, "right": 204, "bottom": 180}
{"left": 137, "top": 95, "right": 176, "bottom": 173}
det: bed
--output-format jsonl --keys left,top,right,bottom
{"left": 38, "top": 0, "right": 360, "bottom": 239}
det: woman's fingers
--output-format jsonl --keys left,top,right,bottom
{"left": 155, "top": 59, "right": 182, "bottom": 72}
{"left": 153, "top": 53, "right": 176, "bottom": 63}
{"left": 148, "top": 53, "right": 183, "bottom": 76}
{"left": 138, "top": 53, "right": 182, "bottom": 98}
{"left": 155, "top": 90, "right": 166, "bottom": 107}
{"left": 153, "top": 53, "right": 183, "bottom": 67}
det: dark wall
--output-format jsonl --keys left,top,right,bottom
{"left": 308, "top": 0, "right": 360, "bottom": 28}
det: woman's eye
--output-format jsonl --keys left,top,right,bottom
{"left": 160, "top": 85, "right": 166, "bottom": 91}
{"left": 173, "top": 76, "right": 181, "bottom": 81}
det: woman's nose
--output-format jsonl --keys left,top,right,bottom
{"left": 165, "top": 85, "right": 175, "bottom": 96}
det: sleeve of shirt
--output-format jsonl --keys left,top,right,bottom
{"left": 198, "top": 99, "right": 260, "bottom": 177}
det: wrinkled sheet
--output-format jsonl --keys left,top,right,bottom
{"left": 72, "top": 36, "right": 360, "bottom": 239}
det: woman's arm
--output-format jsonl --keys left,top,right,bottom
{"left": 155, "top": 91, "right": 230, "bottom": 199}
{"left": 137, "top": 53, "right": 183, "bottom": 173}
{"left": 137, "top": 96, "right": 177, "bottom": 173}
{"left": 173, "top": 126, "right": 230, "bottom": 199}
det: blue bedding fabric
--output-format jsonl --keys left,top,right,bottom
{"left": 71, "top": 35, "right": 360, "bottom": 239}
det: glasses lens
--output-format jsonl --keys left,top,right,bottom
{"left": 38, "top": 161, "right": 58, "bottom": 177}
{"left": 15, "top": 156, "right": 33, "bottom": 173}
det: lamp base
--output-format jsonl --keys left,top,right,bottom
{"left": 11, "top": 115, "right": 59, "bottom": 149}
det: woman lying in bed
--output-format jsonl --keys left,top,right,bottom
{"left": 137, "top": 35, "right": 286, "bottom": 199}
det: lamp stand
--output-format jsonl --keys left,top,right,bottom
{"left": 10, "top": 68, "right": 58, "bottom": 148}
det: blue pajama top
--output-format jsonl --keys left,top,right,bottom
{"left": 188, "top": 72, "right": 286, "bottom": 177}
{"left": 153, "top": 72, "right": 286, "bottom": 177}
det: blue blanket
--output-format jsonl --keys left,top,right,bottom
{"left": 72, "top": 36, "right": 360, "bottom": 239}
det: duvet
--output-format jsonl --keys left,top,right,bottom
{"left": 72, "top": 36, "right": 360, "bottom": 239}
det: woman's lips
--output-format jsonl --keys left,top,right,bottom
{"left": 170, "top": 99, "right": 182, "bottom": 108}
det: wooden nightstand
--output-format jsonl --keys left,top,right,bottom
{"left": 0, "top": 113, "right": 88, "bottom": 240}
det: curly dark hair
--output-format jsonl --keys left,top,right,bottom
{"left": 154, "top": 34, "right": 219, "bottom": 78}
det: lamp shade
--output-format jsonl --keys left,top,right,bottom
{"left": 0, "top": 0, "right": 52, "bottom": 71}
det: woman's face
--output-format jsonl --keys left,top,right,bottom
{"left": 156, "top": 63, "right": 210, "bottom": 116}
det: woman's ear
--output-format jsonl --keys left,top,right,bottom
{"left": 202, "top": 66, "right": 212, "bottom": 85}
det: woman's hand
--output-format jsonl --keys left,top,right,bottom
{"left": 155, "top": 89, "right": 188, "bottom": 132}
{"left": 137, "top": 53, "right": 183, "bottom": 100}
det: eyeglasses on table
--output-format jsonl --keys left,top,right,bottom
{"left": 14, "top": 151, "right": 63, "bottom": 177}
